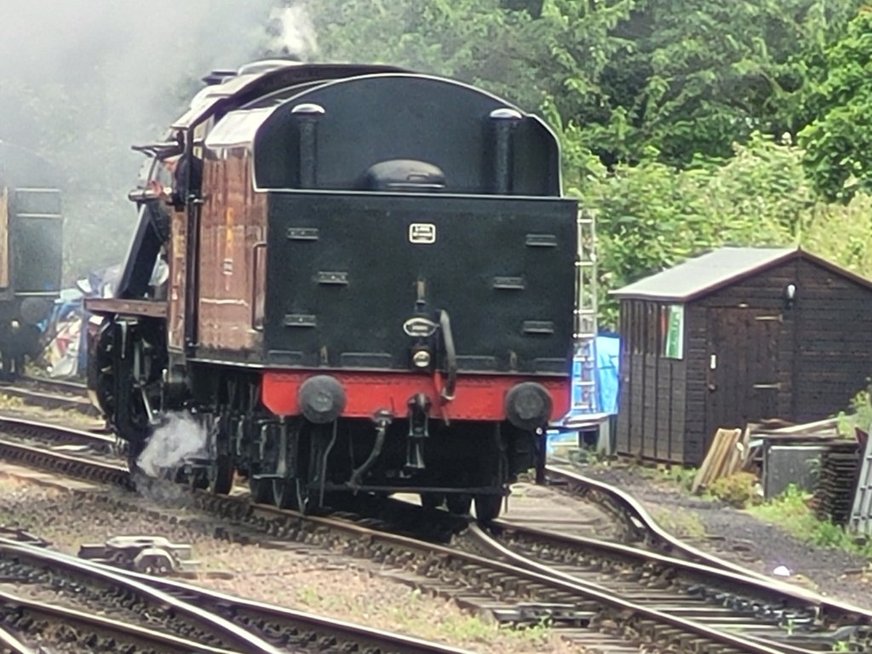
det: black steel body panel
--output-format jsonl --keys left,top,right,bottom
{"left": 263, "top": 192, "right": 576, "bottom": 374}
{"left": 253, "top": 74, "right": 560, "bottom": 196}
{"left": 0, "top": 142, "right": 63, "bottom": 296}
{"left": 12, "top": 209, "right": 62, "bottom": 293}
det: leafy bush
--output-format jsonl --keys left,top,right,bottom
{"left": 750, "top": 485, "right": 872, "bottom": 558}
{"left": 708, "top": 472, "right": 760, "bottom": 508}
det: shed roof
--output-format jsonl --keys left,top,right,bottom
{"left": 611, "top": 247, "right": 872, "bottom": 302}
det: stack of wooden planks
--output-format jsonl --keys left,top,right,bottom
{"left": 812, "top": 440, "right": 861, "bottom": 525}
{"left": 691, "top": 427, "right": 748, "bottom": 493}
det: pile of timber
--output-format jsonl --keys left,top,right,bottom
{"left": 692, "top": 418, "right": 868, "bottom": 524}
{"left": 691, "top": 427, "right": 747, "bottom": 493}
{"left": 812, "top": 440, "right": 861, "bottom": 525}
{"left": 692, "top": 418, "right": 841, "bottom": 494}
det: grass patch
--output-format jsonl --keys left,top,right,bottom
{"left": 638, "top": 464, "right": 700, "bottom": 493}
{"left": 650, "top": 507, "right": 707, "bottom": 539}
{"left": 748, "top": 485, "right": 872, "bottom": 559}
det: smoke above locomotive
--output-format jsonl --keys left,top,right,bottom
{"left": 0, "top": 2, "right": 317, "bottom": 278}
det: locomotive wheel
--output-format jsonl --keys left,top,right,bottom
{"left": 420, "top": 492, "right": 445, "bottom": 510}
{"left": 209, "top": 455, "right": 234, "bottom": 495}
{"left": 126, "top": 439, "right": 147, "bottom": 477}
{"left": 474, "top": 494, "right": 503, "bottom": 523}
{"left": 248, "top": 473, "right": 272, "bottom": 504}
{"left": 273, "top": 477, "right": 308, "bottom": 513}
{"left": 207, "top": 414, "right": 233, "bottom": 495}
{"left": 446, "top": 493, "right": 472, "bottom": 515}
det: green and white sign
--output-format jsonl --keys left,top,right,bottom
{"left": 664, "top": 304, "right": 684, "bottom": 359}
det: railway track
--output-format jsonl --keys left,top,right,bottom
{"left": 0, "top": 539, "right": 469, "bottom": 654}
{"left": 0, "top": 376, "right": 94, "bottom": 415}
{"left": 0, "top": 588, "right": 238, "bottom": 653}
{"left": 0, "top": 419, "right": 474, "bottom": 653}
{"left": 2, "top": 416, "right": 872, "bottom": 652}
{"left": 471, "top": 520, "right": 869, "bottom": 652}
{"left": 0, "top": 420, "right": 818, "bottom": 652}
{"left": 0, "top": 538, "right": 278, "bottom": 653}
{"left": 544, "top": 463, "right": 872, "bottom": 618}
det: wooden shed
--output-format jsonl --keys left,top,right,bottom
{"left": 613, "top": 247, "right": 872, "bottom": 465}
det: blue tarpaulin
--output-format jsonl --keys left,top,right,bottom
{"left": 567, "top": 334, "right": 620, "bottom": 419}
{"left": 594, "top": 334, "right": 619, "bottom": 415}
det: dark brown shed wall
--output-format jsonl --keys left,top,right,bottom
{"left": 616, "top": 299, "right": 686, "bottom": 463}
{"left": 793, "top": 259, "right": 872, "bottom": 419}
{"left": 692, "top": 259, "right": 799, "bottom": 463}
{"left": 682, "top": 306, "right": 708, "bottom": 465}
{"left": 617, "top": 254, "right": 872, "bottom": 466}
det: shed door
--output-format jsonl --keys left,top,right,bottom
{"left": 705, "top": 307, "right": 786, "bottom": 437}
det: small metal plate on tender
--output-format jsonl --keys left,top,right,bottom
{"left": 286, "top": 227, "right": 319, "bottom": 241}
{"left": 408, "top": 223, "right": 436, "bottom": 244}
{"left": 402, "top": 316, "right": 438, "bottom": 337}
{"left": 314, "top": 271, "right": 349, "bottom": 285}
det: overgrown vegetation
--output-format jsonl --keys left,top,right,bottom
{"left": 836, "top": 389, "right": 872, "bottom": 437}
{"left": 708, "top": 472, "right": 761, "bottom": 508}
{"left": 749, "top": 485, "right": 872, "bottom": 559}
{"left": 5, "top": 0, "right": 872, "bottom": 316}
{"left": 650, "top": 506, "right": 707, "bottom": 540}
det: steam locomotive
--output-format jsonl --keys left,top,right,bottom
{"left": 0, "top": 141, "right": 63, "bottom": 378}
{"left": 87, "top": 60, "right": 576, "bottom": 521}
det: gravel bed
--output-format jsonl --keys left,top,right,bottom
{"left": 576, "top": 461, "right": 872, "bottom": 607}
{"left": 0, "top": 475, "right": 579, "bottom": 653}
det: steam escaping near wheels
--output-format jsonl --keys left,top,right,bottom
{"left": 134, "top": 412, "right": 207, "bottom": 481}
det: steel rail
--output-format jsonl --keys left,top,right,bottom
{"left": 463, "top": 524, "right": 788, "bottom": 654}
{"left": 88, "top": 561, "right": 473, "bottom": 654}
{"left": 0, "top": 436, "right": 128, "bottom": 485}
{"left": 0, "top": 621, "right": 34, "bottom": 654}
{"left": 545, "top": 464, "right": 872, "bottom": 626}
{"left": 0, "top": 376, "right": 93, "bottom": 414}
{"left": 0, "top": 588, "right": 235, "bottom": 654}
{"left": 0, "top": 540, "right": 280, "bottom": 654}
{"left": 0, "top": 415, "right": 113, "bottom": 448}
{"left": 480, "top": 521, "right": 851, "bottom": 653}
{"left": 19, "top": 374, "right": 87, "bottom": 392}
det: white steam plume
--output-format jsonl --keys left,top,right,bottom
{"left": 268, "top": 4, "right": 319, "bottom": 61}
{"left": 136, "top": 412, "right": 207, "bottom": 478}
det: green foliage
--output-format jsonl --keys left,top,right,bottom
{"left": 800, "top": 9, "right": 872, "bottom": 201}
{"left": 586, "top": 135, "right": 809, "bottom": 325}
{"left": 836, "top": 389, "right": 872, "bottom": 438}
{"left": 708, "top": 472, "right": 760, "bottom": 508}
{"left": 552, "top": 0, "right": 868, "bottom": 164}
{"left": 750, "top": 485, "right": 872, "bottom": 558}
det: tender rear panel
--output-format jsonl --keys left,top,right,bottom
{"left": 263, "top": 192, "right": 576, "bottom": 375}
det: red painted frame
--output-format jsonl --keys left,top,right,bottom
{"left": 262, "top": 370, "right": 570, "bottom": 421}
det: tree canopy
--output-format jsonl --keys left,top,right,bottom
{"left": 3, "top": 0, "right": 871, "bottom": 312}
